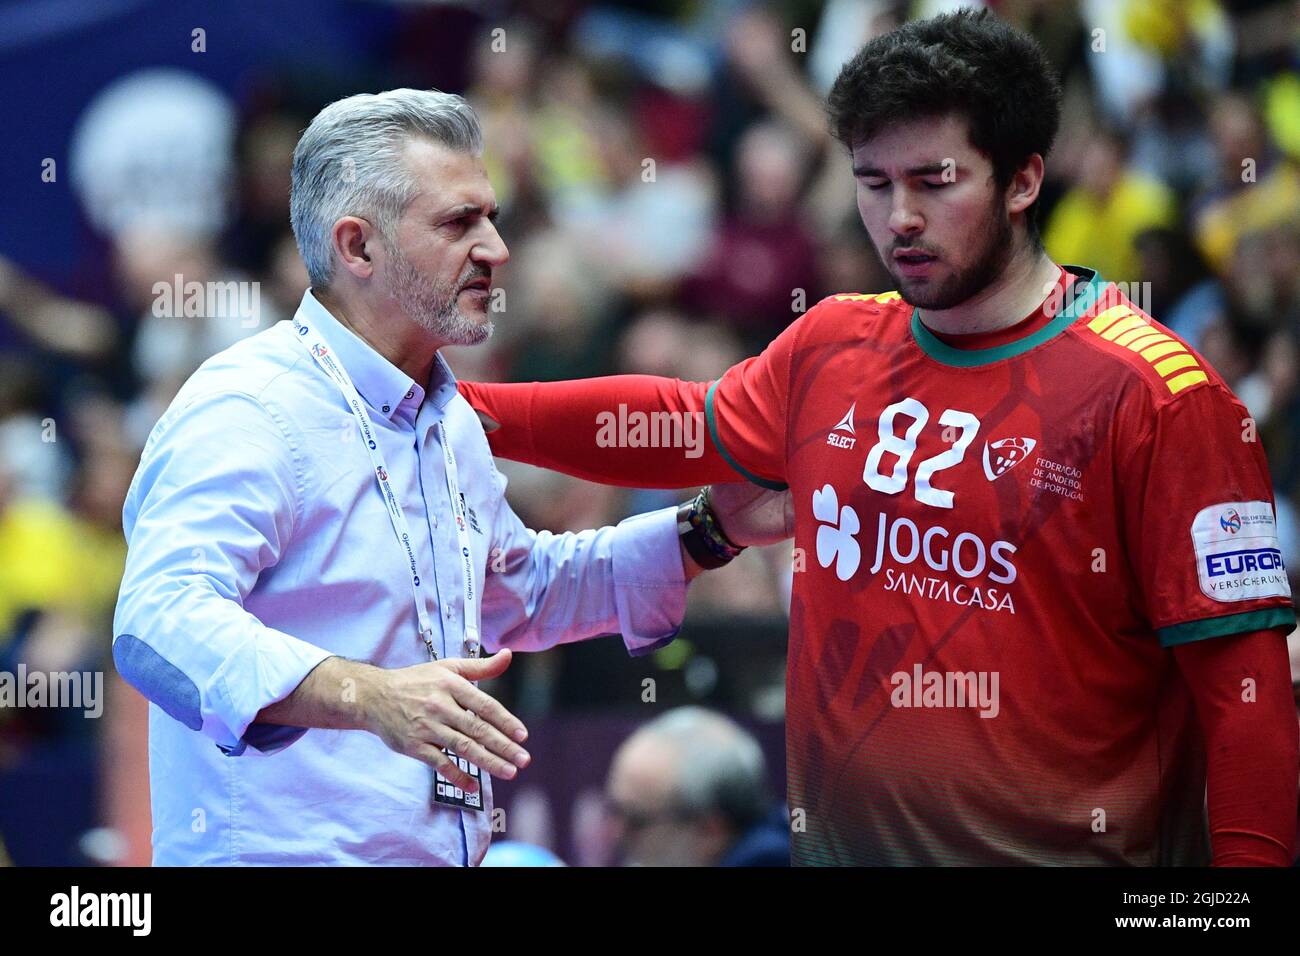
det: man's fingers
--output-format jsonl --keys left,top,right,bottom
{"left": 414, "top": 744, "right": 480, "bottom": 793}
{"left": 445, "top": 647, "right": 513, "bottom": 682}
{"left": 440, "top": 705, "right": 530, "bottom": 776}
{"left": 437, "top": 730, "right": 520, "bottom": 782}
{"left": 450, "top": 679, "right": 529, "bottom": 745}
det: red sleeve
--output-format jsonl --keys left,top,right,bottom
{"left": 456, "top": 375, "right": 736, "bottom": 488}
{"left": 1119, "top": 381, "right": 1296, "bottom": 647}
{"left": 704, "top": 314, "right": 798, "bottom": 490}
{"left": 457, "top": 316, "right": 802, "bottom": 490}
{"left": 1173, "top": 630, "right": 1298, "bottom": 866}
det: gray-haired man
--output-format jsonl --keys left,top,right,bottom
{"left": 113, "top": 89, "right": 758, "bottom": 865}
{"left": 606, "top": 707, "right": 789, "bottom": 866}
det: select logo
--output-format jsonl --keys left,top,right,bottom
{"left": 827, "top": 402, "right": 857, "bottom": 450}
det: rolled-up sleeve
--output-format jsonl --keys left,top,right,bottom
{"left": 609, "top": 507, "right": 688, "bottom": 655}
{"left": 112, "top": 390, "right": 333, "bottom": 755}
{"left": 480, "top": 468, "right": 686, "bottom": 657}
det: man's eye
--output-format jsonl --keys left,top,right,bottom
{"left": 863, "top": 181, "right": 889, "bottom": 191}
{"left": 922, "top": 179, "right": 949, "bottom": 190}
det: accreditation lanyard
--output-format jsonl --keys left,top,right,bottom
{"left": 291, "top": 316, "right": 480, "bottom": 661}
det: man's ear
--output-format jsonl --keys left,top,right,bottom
{"left": 331, "top": 216, "right": 376, "bottom": 280}
{"left": 1006, "top": 152, "right": 1045, "bottom": 217}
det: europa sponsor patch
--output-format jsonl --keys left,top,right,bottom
{"left": 1191, "top": 501, "right": 1291, "bottom": 602}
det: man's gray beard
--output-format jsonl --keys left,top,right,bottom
{"left": 387, "top": 246, "right": 493, "bottom": 346}
{"left": 891, "top": 200, "right": 1014, "bottom": 311}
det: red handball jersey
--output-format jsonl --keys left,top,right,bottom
{"left": 708, "top": 266, "right": 1295, "bottom": 865}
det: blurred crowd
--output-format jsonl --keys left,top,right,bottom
{"left": 1, "top": 0, "right": 1299, "bottom": 864}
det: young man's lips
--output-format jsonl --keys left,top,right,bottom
{"left": 893, "top": 252, "right": 937, "bottom": 277}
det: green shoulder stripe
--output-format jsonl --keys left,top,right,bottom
{"left": 1157, "top": 606, "right": 1296, "bottom": 647}
{"left": 704, "top": 379, "right": 788, "bottom": 491}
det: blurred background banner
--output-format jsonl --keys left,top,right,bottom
{"left": 1, "top": 0, "right": 1298, "bottom": 865}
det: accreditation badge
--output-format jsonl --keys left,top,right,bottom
{"left": 433, "top": 750, "right": 485, "bottom": 812}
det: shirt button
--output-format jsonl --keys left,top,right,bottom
{"left": 405, "top": 389, "right": 415, "bottom": 400}
{"left": 431, "top": 514, "right": 438, "bottom": 528}
{"left": 382, "top": 403, "right": 391, "bottom": 413}
{"left": 444, "top": 605, "right": 453, "bottom": 619}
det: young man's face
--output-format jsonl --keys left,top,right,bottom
{"left": 852, "top": 113, "right": 1014, "bottom": 310}
{"left": 379, "top": 138, "right": 509, "bottom": 345}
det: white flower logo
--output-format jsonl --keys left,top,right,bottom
{"left": 812, "top": 484, "right": 860, "bottom": 581}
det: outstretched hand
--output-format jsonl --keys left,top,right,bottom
{"left": 707, "top": 481, "right": 795, "bottom": 547}
{"left": 365, "top": 649, "right": 530, "bottom": 793}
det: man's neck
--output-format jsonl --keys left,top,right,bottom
{"left": 915, "top": 245, "right": 1063, "bottom": 337}
{"left": 313, "top": 286, "right": 439, "bottom": 386}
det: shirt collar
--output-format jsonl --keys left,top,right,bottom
{"left": 294, "top": 290, "right": 459, "bottom": 419}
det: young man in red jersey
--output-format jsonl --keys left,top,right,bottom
{"left": 460, "top": 10, "right": 1298, "bottom": 865}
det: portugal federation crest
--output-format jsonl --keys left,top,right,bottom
{"left": 983, "top": 437, "right": 1037, "bottom": 481}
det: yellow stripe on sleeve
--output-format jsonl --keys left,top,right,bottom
{"left": 1087, "top": 305, "right": 1133, "bottom": 334}
{"left": 1125, "top": 331, "right": 1169, "bottom": 352}
{"left": 1154, "top": 353, "right": 1200, "bottom": 377}
{"left": 1114, "top": 325, "right": 1157, "bottom": 347}
{"left": 1140, "top": 340, "right": 1188, "bottom": 362}
{"left": 1166, "top": 370, "right": 1209, "bottom": 394}
{"left": 1099, "top": 314, "right": 1148, "bottom": 341}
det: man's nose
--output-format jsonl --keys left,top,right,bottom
{"left": 474, "top": 221, "right": 510, "bottom": 269}
{"left": 888, "top": 190, "right": 924, "bottom": 236}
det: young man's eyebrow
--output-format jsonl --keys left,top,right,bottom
{"left": 852, "top": 163, "right": 956, "bottom": 178}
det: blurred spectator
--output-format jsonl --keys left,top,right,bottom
{"left": 113, "top": 224, "right": 278, "bottom": 445}
{"left": 0, "top": 398, "right": 129, "bottom": 676}
{"left": 682, "top": 120, "right": 819, "bottom": 343}
{"left": 1044, "top": 126, "right": 1176, "bottom": 282}
{"left": 1133, "top": 224, "right": 1223, "bottom": 349}
{"left": 1128, "top": 87, "right": 1220, "bottom": 196}
{"left": 495, "top": 228, "right": 616, "bottom": 382}
{"left": 0, "top": 453, "right": 83, "bottom": 658}
{"left": 559, "top": 107, "right": 716, "bottom": 296}
{"left": 0, "top": 257, "right": 117, "bottom": 366}
{"left": 224, "top": 113, "right": 302, "bottom": 276}
{"left": 605, "top": 706, "right": 789, "bottom": 866}
{"left": 68, "top": 69, "right": 236, "bottom": 242}
{"left": 1190, "top": 90, "right": 1300, "bottom": 272}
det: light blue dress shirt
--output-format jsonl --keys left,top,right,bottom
{"left": 112, "top": 289, "right": 686, "bottom": 865}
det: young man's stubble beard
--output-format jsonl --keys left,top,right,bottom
{"left": 890, "top": 189, "right": 1015, "bottom": 311}
{"left": 385, "top": 238, "right": 494, "bottom": 347}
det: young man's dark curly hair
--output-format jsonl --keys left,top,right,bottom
{"left": 827, "top": 7, "right": 1063, "bottom": 236}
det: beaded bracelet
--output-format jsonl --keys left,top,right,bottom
{"left": 676, "top": 487, "right": 746, "bottom": 569}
